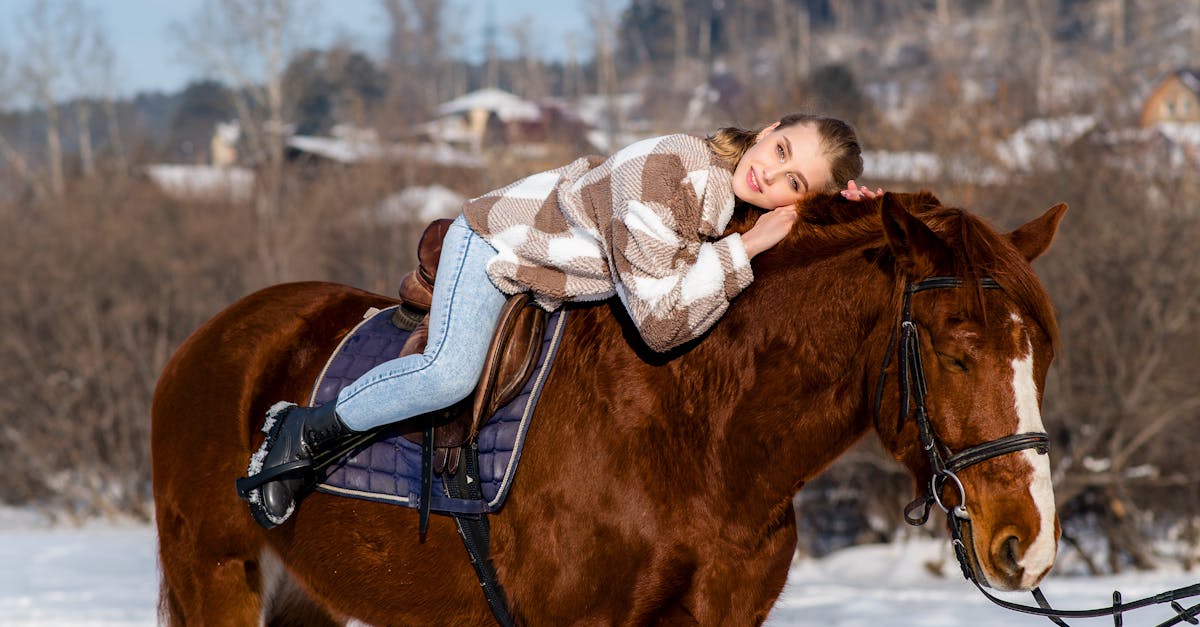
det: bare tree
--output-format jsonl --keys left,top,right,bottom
{"left": 171, "top": 0, "right": 314, "bottom": 169}
{"left": 1023, "top": 0, "right": 1057, "bottom": 113}
{"left": 379, "top": 0, "right": 452, "bottom": 125}
{"left": 508, "top": 19, "right": 548, "bottom": 100}
{"left": 13, "top": 0, "right": 99, "bottom": 197}
{"left": 0, "top": 49, "right": 49, "bottom": 199}
{"left": 1, "top": 2, "right": 125, "bottom": 186}
{"left": 92, "top": 35, "right": 129, "bottom": 175}
{"left": 979, "top": 138, "right": 1200, "bottom": 572}
{"left": 667, "top": 0, "right": 688, "bottom": 82}
{"left": 562, "top": 31, "right": 585, "bottom": 99}
{"left": 66, "top": 6, "right": 117, "bottom": 179}
{"left": 171, "top": 0, "right": 317, "bottom": 281}
{"left": 584, "top": 0, "right": 621, "bottom": 148}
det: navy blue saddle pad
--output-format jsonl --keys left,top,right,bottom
{"left": 309, "top": 305, "right": 567, "bottom": 514}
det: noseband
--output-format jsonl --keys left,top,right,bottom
{"left": 876, "top": 276, "right": 1200, "bottom": 627}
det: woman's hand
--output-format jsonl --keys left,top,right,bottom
{"left": 840, "top": 180, "right": 883, "bottom": 201}
{"left": 742, "top": 207, "right": 799, "bottom": 259}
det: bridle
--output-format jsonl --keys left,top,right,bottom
{"left": 876, "top": 276, "right": 1200, "bottom": 627}
{"left": 874, "top": 277, "right": 1051, "bottom": 534}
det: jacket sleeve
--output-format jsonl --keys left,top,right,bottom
{"left": 608, "top": 167, "right": 754, "bottom": 352}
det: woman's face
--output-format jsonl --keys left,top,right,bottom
{"left": 731, "top": 122, "right": 833, "bottom": 210}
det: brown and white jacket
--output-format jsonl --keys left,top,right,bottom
{"left": 463, "top": 134, "right": 753, "bottom": 352}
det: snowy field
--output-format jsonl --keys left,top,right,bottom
{"left": 1, "top": 507, "right": 1196, "bottom": 626}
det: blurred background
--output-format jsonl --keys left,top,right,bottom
{"left": 0, "top": 0, "right": 1197, "bottom": 580}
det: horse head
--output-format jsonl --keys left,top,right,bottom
{"left": 869, "top": 193, "right": 1068, "bottom": 591}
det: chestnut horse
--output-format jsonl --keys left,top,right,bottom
{"left": 151, "top": 192, "right": 1067, "bottom": 625}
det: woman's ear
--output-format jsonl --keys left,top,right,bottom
{"left": 755, "top": 121, "right": 781, "bottom": 143}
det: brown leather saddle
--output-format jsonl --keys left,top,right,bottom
{"left": 392, "top": 218, "right": 549, "bottom": 477}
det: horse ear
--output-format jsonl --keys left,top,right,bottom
{"left": 880, "top": 192, "right": 950, "bottom": 279}
{"left": 1007, "top": 203, "right": 1068, "bottom": 262}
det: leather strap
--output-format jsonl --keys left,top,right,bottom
{"left": 445, "top": 446, "right": 516, "bottom": 627}
{"left": 419, "top": 414, "right": 434, "bottom": 540}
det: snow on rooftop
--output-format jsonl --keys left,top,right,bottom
{"left": 370, "top": 185, "right": 465, "bottom": 224}
{"left": 436, "top": 88, "right": 540, "bottom": 122}
{"left": 1178, "top": 69, "right": 1200, "bottom": 94}
{"left": 287, "top": 134, "right": 484, "bottom": 168}
{"left": 288, "top": 134, "right": 394, "bottom": 163}
{"left": 862, "top": 150, "right": 943, "bottom": 182}
{"left": 996, "top": 115, "right": 1097, "bottom": 170}
{"left": 1154, "top": 121, "right": 1200, "bottom": 145}
{"left": 144, "top": 164, "right": 254, "bottom": 202}
{"left": 417, "top": 116, "right": 477, "bottom": 145}
{"left": 574, "top": 93, "right": 645, "bottom": 130}
{"left": 862, "top": 150, "right": 1006, "bottom": 185}
{"left": 406, "top": 143, "right": 486, "bottom": 168}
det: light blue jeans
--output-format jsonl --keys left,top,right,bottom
{"left": 335, "top": 215, "right": 508, "bottom": 431}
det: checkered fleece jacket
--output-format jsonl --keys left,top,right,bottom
{"left": 463, "top": 134, "right": 754, "bottom": 352}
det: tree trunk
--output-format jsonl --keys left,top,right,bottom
{"left": 44, "top": 101, "right": 65, "bottom": 197}
{"left": 75, "top": 100, "right": 96, "bottom": 178}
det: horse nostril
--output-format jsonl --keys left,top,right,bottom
{"left": 997, "top": 535, "right": 1022, "bottom": 577}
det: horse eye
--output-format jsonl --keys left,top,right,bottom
{"left": 938, "top": 352, "right": 969, "bottom": 373}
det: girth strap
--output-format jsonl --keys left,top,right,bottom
{"left": 445, "top": 446, "right": 515, "bottom": 627}
{"left": 419, "top": 415, "right": 434, "bottom": 539}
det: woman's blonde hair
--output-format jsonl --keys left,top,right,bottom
{"left": 706, "top": 113, "right": 863, "bottom": 193}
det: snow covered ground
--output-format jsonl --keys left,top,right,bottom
{"left": 1, "top": 507, "right": 1196, "bottom": 626}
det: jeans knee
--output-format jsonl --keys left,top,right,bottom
{"left": 421, "top": 356, "right": 484, "bottom": 404}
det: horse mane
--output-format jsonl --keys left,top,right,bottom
{"left": 755, "top": 191, "right": 1060, "bottom": 349}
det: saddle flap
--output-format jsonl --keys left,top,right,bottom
{"left": 396, "top": 293, "right": 547, "bottom": 470}
{"left": 471, "top": 294, "right": 547, "bottom": 439}
{"left": 397, "top": 218, "right": 454, "bottom": 313}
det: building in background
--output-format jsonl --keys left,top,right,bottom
{"left": 1141, "top": 68, "right": 1200, "bottom": 127}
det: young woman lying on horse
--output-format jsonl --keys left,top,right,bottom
{"left": 243, "top": 112, "right": 883, "bottom": 527}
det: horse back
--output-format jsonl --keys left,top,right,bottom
{"left": 151, "top": 281, "right": 397, "bottom": 511}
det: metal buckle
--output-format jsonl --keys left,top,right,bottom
{"left": 932, "top": 470, "right": 970, "bottom": 519}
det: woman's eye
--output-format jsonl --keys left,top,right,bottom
{"left": 777, "top": 144, "right": 785, "bottom": 160}
{"left": 789, "top": 175, "right": 799, "bottom": 191}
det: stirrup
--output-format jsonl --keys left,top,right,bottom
{"left": 237, "top": 431, "right": 379, "bottom": 499}
{"left": 235, "top": 458, "right": 315, "bottom": 498}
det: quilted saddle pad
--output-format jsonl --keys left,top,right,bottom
{"left": 309, "top": 305, "right": 567, "bottom": 514}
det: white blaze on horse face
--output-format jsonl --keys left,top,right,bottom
{"left": 1010, "top": 313, "right": 1057, "bottom": 587}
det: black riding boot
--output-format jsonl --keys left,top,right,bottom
{"left": 251, "top": 402, "right": 357, "bottom": 528}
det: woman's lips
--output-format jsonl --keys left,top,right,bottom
{"left": 748, "top": 168, "right": 761, "bottom": 193}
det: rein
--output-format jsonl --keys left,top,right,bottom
{"left": 877, "top": 276, "right": 1200, "bottom": 627}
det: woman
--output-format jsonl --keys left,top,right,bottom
{"left": 246, "top": 112, "right": 882, "bottom": 527}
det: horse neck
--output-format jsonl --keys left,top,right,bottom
{"left": 680, "top": 250, "right": 900, "bottom": 519}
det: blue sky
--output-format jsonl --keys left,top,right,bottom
{"left": 0, "top": 0, "right": 624, "bottom": 98}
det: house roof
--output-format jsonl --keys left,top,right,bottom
{"left": 286, "top": 134, "right": 484, "bottom": 168}
{"left": 995, "top": 115, "right": 1097, "bottom": 170}
{"left": 1174, "top": 68, "right": 1200, "bottom": 94}
{"left": 144, "top": 164, "right": 255, "bottom": 201}
{"left": 436, "top": 88, "right": 540, "bottom": 122}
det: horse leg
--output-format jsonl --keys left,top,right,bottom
{"left": 260, "top": 548, "right": 343, "bottom": 627}
{"left": 682, "top": 508, "right": 798, "bottom": 625}
{"left": 156, "top": 501, "right": 265, "bottom": 626}
{"left": 152, "top": 337, "right": 265, "bottom": 623}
